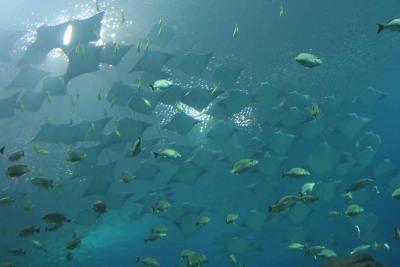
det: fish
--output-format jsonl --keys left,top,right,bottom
{"left": 120, "top": 171, "right": 136, "bottom": 183}
{"left": 92, "top": 201, "right": 107, "bottom": 214}
{"left": 66, "top": 149, "right": 86, "bottom": 163}
{"left": 395, "top": 227, "right": 400, "bottom": 240}
{"left": 392, "top": 187, "right": 400, "bottom": 199}
{"left": 8, "top": 150, "right": 24, "bottom": 161}
{"left": 309, "top": 103, "right": 320, "bottom": 119}
{"left": 318, "top": 248, "right": 337, "bottom": 259}
{"left": 31, "top": 240, "right": 47, "bottom": 252}
{"left": 301, "top": 182, "right": 316, "bottom": 195}
{"left": 377, "top": 19, "right": 400, "bottom": 33}
{"left": 149, "top": 79, "right": 173, "bottom": 91}
{"left": 153, "top": 148, "right": 181, "bottom": 159}
{"left": 180, "top": 249, "right": 208, "bottom": 267}
{"left": 145, "top": 225, "right": 168, "bottom": 242}
{"left": 225, "top": 213, "right": 239, "bottom": 224}
{"left": 66, "top": 251, "right": 73, "bottom": 261}
{"left": 195, "top": 216, "right": 211, "bottom": 226}
{"left": 346, "top": 178, "right": 374, "bottom": 193}
{"left": 42, "top": 213, "right": 71, "bottom": 224}
{"left": 152, "top": 199, "right": 171, "bottom": 214}
{"left": 136, "top": 39, "right": 142, "bottom": 53}
{"left": 30, "top": 176, "right": 54, "bottom": 189}
{"left": 304, "top": 245, "right": 326, "bottom": 258}
{"left": 136, "top": 257, "right": 160, "bottom": 266}
{"left": 18, "top": 226, "right": 40, "bottom": 237}
{"left": 121, "top": 11, "right": 126, "bottom": 24}
{"left": 228, "top": 254, "right": 237, "bottom": 265}
{"left": 288, "top": 242, "right": 307, "bottom": 250}
{"left": 279, "top": 3, "right": 285, "bottom": 17}
{"left": 32, "top": 143, "right": 49, "bottom": 155}
{"left": 129, "top": 137, "right": 142, "bottom": 157}
{"left": 345, "top": 204, "right": 364, "bottom": 217}
{"left": 0, "top": 197, "right": 15, "bottom": 206}
{"left": 268, "top": 195, "right": 301, "bottom": 213}
{"left": 66, "top": 232, "right": 81, "bottom": 250}
{"left": 0, "top": 146, "right": 4, "bottom": 154}
{"left": 321, "top": 253, "right": 385, "bottom": 267}
{"left": 295, "top": 52, "right": 322, "bottom": 68}
{"left": 282, "top": 167, "right": 310, "bottom": 178}
{"left": 300, "top": 194, "right": 319, "bottom": 204}
{"left": 8, "top": 248, "right": 26, "bottom": 256}
{"left": 114, "top": 43, "right": 120, "bottom": 56}
{"left": 350, "top": 244, "right": 371, "bottom": 255}
{"left": 20, "top": 200, "right": 33, "bottom": 211}
{"left": 231, "top": 159, "right": 258, "bottom": 174}
{"left": 44, "top": 223, "right": 63, "bottom": 232}
{"left": 6, "top": 164, "right": 29, "bottom": 178}
{"left": 233, "top": 23, "right": 239, "bottom": 38}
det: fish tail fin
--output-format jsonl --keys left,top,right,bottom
{"left": 149, "top": 84, "right": 154, "bottom": 91}
{"left": 0, "top": 146, "right": 4, "bottom": 154}
{"left": 377, "top": 24, "right": 384, "bottom": 33}
{"left": 152, "top": 152, "right": 159, "bottom": 158}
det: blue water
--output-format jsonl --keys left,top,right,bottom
{"left": 0, "top": 0, "right": 400, "bottom": 266}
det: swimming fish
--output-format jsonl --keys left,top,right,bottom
{"left": 92, "top": 201, "right": 107, "bottom": 214}
{"left": 6, "top": 165, "right": 29, "bottom": 178}
{"left": 231, "top": 159, "right": 258, "bottom": 174}
{"left": 31, "top": 240, "right": 47, "bottom": 252}
{"left": 149, "top": 79, "right": 173, "bottom": 91}
{"left": 233, "top": 23, "right": 239, "bottom": 38}
{"left": 282, "top": 167, "right": 310, "bottom": 178}
{"left": 279, "top": 3, "right": 285, "bottom": 17}
{"left": 153, "top": 148, "right": 181, "bottom": 159}
{"left": 8, "top": 150, "right": 24, "bottom": 161}
{"left": 295, "top": 52, "right": 322, "bottom": 68}
{"left": 377, "top": 19, "right": 400, "bottom": 33}
{"left": 18, "top": 226, "right": 40, "bottom": 237}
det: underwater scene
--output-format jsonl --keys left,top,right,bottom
{"left": 1, "top": 0, "right": 400, "bottom": 266}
